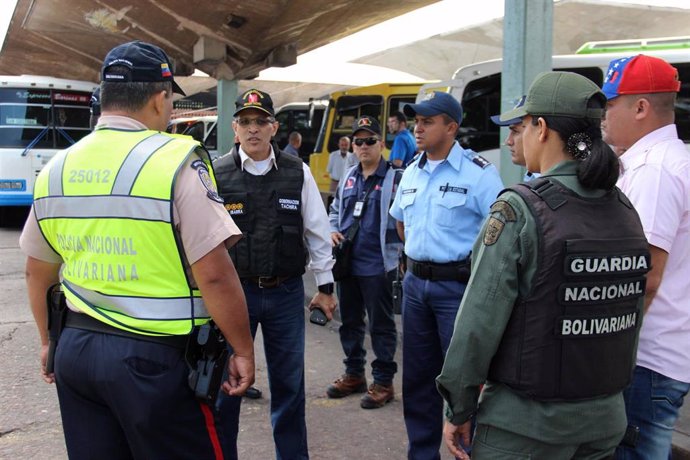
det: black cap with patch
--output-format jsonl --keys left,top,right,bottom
{"left": 352, "top": 115, "right": 381, "bottom": 136}
{"left": 234, "top": 89, "right": 275, "bottom": 117}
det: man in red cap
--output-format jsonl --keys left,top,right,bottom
{"left": 602, "top": 54, "right": 690, "bottom": 459}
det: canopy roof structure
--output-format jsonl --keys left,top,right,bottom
{"left": 0, "top": 0, "right": 437, "bottom": 89}
{"left": 354, "top": 0, "right": 690, "bottom": 81}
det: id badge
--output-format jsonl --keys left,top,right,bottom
{"left": 353, "top": 200, "right": 365, "bottom": 217}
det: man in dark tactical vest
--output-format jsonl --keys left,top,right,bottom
{"left": 214, "top": 89, "right": 336, "bottom": 460}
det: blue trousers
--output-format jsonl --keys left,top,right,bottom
{"left": 401, "top": 272, "right": 466, "bottom": 460}
{"left": 55, "top": 328, "right": 222, "bottom": 460}
{"left": 337, "top": 271, "right": 398, "bottom": 385}
{"left": 217, "top": 276, "right": 308, "bottom": 460}
{"left": 615, "top": 366, "right": 690, "bottom": 460}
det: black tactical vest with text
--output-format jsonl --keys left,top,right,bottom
{"left": 214, "top": 147, "right": 307, "bottom": 278}
{"left": 488, "top": 178, "right": 650, "bottom": 401}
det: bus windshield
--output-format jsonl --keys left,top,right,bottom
{"left": 0, "top": 77, "right": 95, "bottom": 208}
{"left": 0, "top": 88, "right": 91, "bottom": 150}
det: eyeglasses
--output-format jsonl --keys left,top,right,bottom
{"left": 353, "top": 137, "right": 379, "bottom": 146}
{"left": 235, "top": 117, "right": 275, "bottom": 127}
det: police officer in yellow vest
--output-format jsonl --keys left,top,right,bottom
{"left": 20, "top": 41, "right": 255, "bottom": 459}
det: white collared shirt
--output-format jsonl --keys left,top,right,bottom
{"left": 236, "top": 145, "right": 335, "bottom": 285}
{"left": 617, "top": 124, "right": 690, "bottom": 383}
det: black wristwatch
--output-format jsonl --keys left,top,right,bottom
{"left": 318, "top": 283, "right": 334, "bottom": 295}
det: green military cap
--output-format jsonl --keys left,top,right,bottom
{"left": 499, "top": 71, "right": 605, "bottom": 122}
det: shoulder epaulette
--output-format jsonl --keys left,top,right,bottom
{"left": 471, "top": 154, "right": 491, "bottom": 169}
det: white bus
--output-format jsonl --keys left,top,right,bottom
{"left": 417, "top": 43, "right": 690, "bottom": 168}
{"left": 0, "top": 75, "right": 97, "bottom": 208}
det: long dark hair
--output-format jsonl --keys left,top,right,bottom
{"left": 531, "top": 96, "right": 618, "bottom": 190}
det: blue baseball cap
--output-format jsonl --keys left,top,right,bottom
{"left": 491, "top": 95, "right": 526, "bottom": 126}
{"left": 404, "top": 91, "right": 463, "bottom": 124}
{"left": 101, "top": 41, "right": 186, "bottom": 96}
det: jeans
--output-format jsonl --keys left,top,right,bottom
{"left": 217, "top": 276, "right": 308, "bottom": 460}
{"left": 337, "top": 271, "right": 398, "bottom": 385}
{"left": 615, "top": 366, "right": 690, "bottom": 460}
{"left": 401, "top": 271, "right": 466, "bottom": 460}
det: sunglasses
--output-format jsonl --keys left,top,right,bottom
{"left": 353, "top": 137, "right": 379, "bottom": 146}
{"left": 235, "top": 117, "right": 275, "bottom": 127}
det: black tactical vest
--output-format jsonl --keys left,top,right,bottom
{"left": 488, "top": 178, "right": 650, "bottom": 401}
{"left": 214, "top": 146, "right": 307, "bottom": 278}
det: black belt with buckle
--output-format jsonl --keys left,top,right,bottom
{"left": 65, "top": 310, "right": 188, "bottom": 349}
{"left": 243, "top": 276, "right": 292, "bottom": 289}
{"left": 408, "top": 258, "right": 471, "bottom": 283}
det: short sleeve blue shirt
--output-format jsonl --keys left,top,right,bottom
{"left": 389, "top": 141, "right": 504, "bottom": 263}
{"left": 389, "top": 130, "right": 416, "bottom": 166}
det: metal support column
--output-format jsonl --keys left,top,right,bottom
{"left": 217, "top": 78, "right": 238, "bottom": 156}
{"left": 500, "top": 0, "right": 553, "bottom": 185}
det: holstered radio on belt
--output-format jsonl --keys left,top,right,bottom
{"left": 186, "top": 322, "right": 228, "bottom": 406}
{"left": 46, "top": 284, "right": 68, "bottom": 373}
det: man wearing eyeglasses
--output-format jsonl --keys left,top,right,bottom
{"left": 326, "top": 116, "right": 402, "bottom": 409}
{"left": 213, "top": 89, "right": 336, "bottom": 460}
{"left": 389, "top": 91, "right": 504, "bottom": 459}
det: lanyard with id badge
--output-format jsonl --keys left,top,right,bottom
{"left": 332, "top": 169, "right": 386, "bottom": 281}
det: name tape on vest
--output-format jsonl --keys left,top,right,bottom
{"left": 278, "top": 197, "right": 300, "bottom": 212}
{"left": 565, "top": 254, "right": 649, "bottom": 276}
{"left": 558, "top": 312, "right": 638, "bottom": 337}
{"left": 559, "top": 277, "right": 646, "bottom": 305}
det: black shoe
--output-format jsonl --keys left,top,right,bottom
{"left": 244, "top": 386, "right": 262, "bottom": 399}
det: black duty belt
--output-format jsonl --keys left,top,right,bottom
{"left": 408, "top": 258, "right": 471, "bottom": 283}
{"left": 65, "top": 310, "right": 188, "bottom": 349}
{"left": 243, "top": 276, "right": 292, "bottom": 289}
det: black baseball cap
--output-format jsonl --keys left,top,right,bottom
{"left": 101, "top": 41, "right": 186, "bottom": 95}
{"left": 352, "top": 115, "right": 381, "bottom": 136}
{"left": 234, "top": 89, "right": 275, "bottom": 117}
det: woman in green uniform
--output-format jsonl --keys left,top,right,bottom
{"left": 436, "top": 71, "right": 650, "bottom": 460}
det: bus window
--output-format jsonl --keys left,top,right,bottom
{"left": 674, "top": 63, "right": 690, "bottom": 143}
{"left": 460, "top": 67, "right": 604, "bottom": 153}
{"left": 0, "top": 103, "right": 52, "bottom": 148}
{"left": 460, "top": 73, "right": 501, "bottom": 152}
{"left": 385, "top": 96, "right": 417, "bottom": 149}
{"left": 330, "top": 95, "right": 383, "bottom": 152}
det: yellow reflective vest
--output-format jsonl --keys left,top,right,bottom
{"left": 34, "top": 129, "right": 214, "bottom": 336}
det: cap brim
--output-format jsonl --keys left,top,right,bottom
{"left": 233, "top": 106, "right": 274, "bottom": 117}
{"left": 404, "top": 103, "right": 443, "bottom": 118}
{"left": 172, "top": 80, "right": 186, "bottom": 96}
{"left": 602, "top": 88, "right": 619, "bottom": 100}
{"left": 498, "top": 106, "right": 528, "bottom": 122}
{"left": 490, "top": 114, "right": 521, "bottom": 126}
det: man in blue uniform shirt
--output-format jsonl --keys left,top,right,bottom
{"left": 389, "top": 91, "right": 504, "bottom": 459}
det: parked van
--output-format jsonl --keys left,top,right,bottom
{"left": 417, "top": 40, "right": 690, "bottom": 169}
{"left": 308, "top": 82, "right": 425, "bottom": 199}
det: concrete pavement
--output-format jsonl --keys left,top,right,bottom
{"left": 1, "top": 211, "right": 688, "bottom": 459}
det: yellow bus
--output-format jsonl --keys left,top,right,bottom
{"left": 308, "top": 83, "right": 424, "bottom": 199}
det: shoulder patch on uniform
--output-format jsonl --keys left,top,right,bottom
{"left": 192, "top": 160, "right": 223, "bottom": 203}
{"left": 490, "top": 200, "right": 517, "bottom": 222}
{"left": 471, "top": 154, "right": 491, "bottom": 169}
{"left": 483, "top": 217, "right": 505, "bottom": 246}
